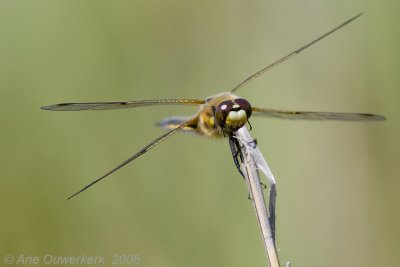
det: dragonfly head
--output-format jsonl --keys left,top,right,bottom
{"left": 215, "top": 98, "right": 252, "bottom": 132}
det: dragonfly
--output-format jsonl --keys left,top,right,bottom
{"left": 41, "top": 13, "right": 385, "bottom": 200}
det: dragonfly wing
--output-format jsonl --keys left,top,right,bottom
{"left": 157, "top": 116, "right": 199, "bottom": 133}
{"left": 230, "top": 14, "right": 363, "bottom": 93}
{"left": 252, "top": 107, "right": 385, "bottom": 121}
{"left": 41, "top": 99, "right": 205, "bottom": 111}
{"left": 67, "top": 117, "right": 197, "bottom": 199}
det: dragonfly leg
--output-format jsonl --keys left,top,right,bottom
{"left": 228, "top": 135, "right": 245, "bottom": 179}
{"left": 248, "top": 138, "right": 257, "bottom": 148}
{"left": 260, "top": 182, "right": 267, "bottom": 189}
{"left": 247, "top": 119, "right": 253, "bottom": 131}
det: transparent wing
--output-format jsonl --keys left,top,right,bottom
{"left": 41, "top": 99, "right": 205, "bottom": 111}
{"left": 67, "top": 117, "right": 197, "bottom": 200}
{"left": 156, "top": 116, "right": 198, "bottom": 132}
{"left": 252, "top": 107, "right": 386, "bottom": 121}
{"left": 230, "top": 13, "right": 363, "bottom": 93}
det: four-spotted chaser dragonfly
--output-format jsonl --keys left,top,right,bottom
{"left": 41, "top": 13, "right": 385, "bottom": 200}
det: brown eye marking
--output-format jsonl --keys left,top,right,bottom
{"left": 233, "top": 98, "right": 252, "bottom": 118}
{"left": 216, "top": 100, "right": 234, "bottom": 122}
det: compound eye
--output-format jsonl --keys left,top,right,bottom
{"left": 215, "top": 100, "right": 234, "bottom": 122}
{"left": 233, "top": 98, "right": 252, "bottom": 118}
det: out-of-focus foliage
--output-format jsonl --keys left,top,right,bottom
{"left": 1, "top": 1, "right": 398, "bottom": 266}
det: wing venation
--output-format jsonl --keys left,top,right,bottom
{"left": 41, "top": 99, "right": 205, "bottom": 111}
{"left": 252, "top": 107, "right": 385, "bottom": 121}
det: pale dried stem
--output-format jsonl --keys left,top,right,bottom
{"left": 235, "top": 127, "right": 280, "bottom": 267}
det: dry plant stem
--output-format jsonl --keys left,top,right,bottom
{"left": 236, "top": 127, "right": 280, "bottom": 267}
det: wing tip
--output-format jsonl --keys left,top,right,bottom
{"left": 67, "top": 191, "right": 80, "bottom": 200}
{"left": 40, "top": 105, "right": 51, "bottom": 110}
{"left": 364, "top": 113, "right": 386, "bottom": 121}
{"left": 40, "top": 103, "right": 68, "bottom": 111}
{"left": 40, "top": 103, "right": 80, "bottom": 111}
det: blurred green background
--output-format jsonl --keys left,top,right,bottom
{"left": 1, "top": 0, "right": 399, "bottom": 266}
